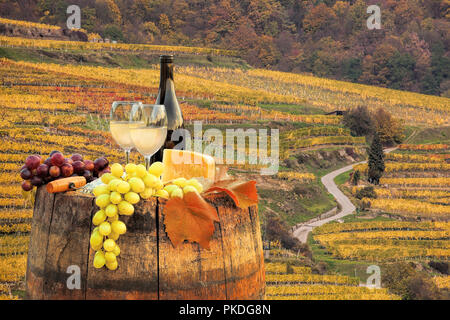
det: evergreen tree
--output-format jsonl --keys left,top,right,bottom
{"left": 351, "top": 170, "right": 360, "bottom": 186}
{"left": 368, "top": 132, "right": 385, "bottom": 184}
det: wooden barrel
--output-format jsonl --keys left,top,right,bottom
{"left": 26, "top": 186, "right": 265, "bottom": 300}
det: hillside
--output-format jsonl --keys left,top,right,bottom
{"left": 1, "top": 0, "right": 449, "bottom": 96}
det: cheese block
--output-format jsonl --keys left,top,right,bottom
{"left": 162, "top": 149, "right": 215, "bottom": 183}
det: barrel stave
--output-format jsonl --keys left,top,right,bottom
{"left": 158, "top": 200, "right": 227, "bottom": 300}
{"left": 85, "top": 197, "right": 158, "bottom": 300}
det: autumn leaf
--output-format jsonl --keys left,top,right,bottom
{"left": 205, "top": 180, "right": 258, "bottom": 209}
{"left": 163, "top": 191, "right": 219, "bottom": 249}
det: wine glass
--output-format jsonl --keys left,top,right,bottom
{"left": 129, "top": 104, "right": 168, "bottom": 169}
{"left": 110, "top": 101, "right": 141, "bottom": 163}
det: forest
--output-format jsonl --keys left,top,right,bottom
{"left": 1, "top": 0, "right": 449, "bottom": 96}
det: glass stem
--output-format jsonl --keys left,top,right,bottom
{"left": 145, "top": 156, "right": 151, "bottom": 170}
{"left": 125, "top": 150, "right": 130, "bottom": 164}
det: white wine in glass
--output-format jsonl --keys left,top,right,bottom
{"left": 110, "top": 101, "right": 141, "bottom": 163}
{"left": 129, "top": 104, "right": 168, "bottom": 169}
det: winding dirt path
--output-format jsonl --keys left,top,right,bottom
{"left": 292, "top": 148, "right": 397, "bottom": 243}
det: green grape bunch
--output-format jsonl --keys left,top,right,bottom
{"left": 89, "top": 161, "right": 204, "bottom": 271}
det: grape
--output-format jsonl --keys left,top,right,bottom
{"left": 98, "top": 167, "right": 111, "bottom": 178}
{"left": 125, "top": 163, "right": 137, "bottom": 175}
{"left": 91, "top": 241, "right": 103, "bottom": 251}
{"left": 21, "top": 180, "right": 33, "bottom": 192}
{"left": 103, "top": 239, "right": 116, "bottom": 252}
{"left": 171, "top": 188, "right": 184, "bottom": 199}
{"left": 136, "top": 164, "right": 147, "bottom": 178}
{"left": 49, "top": 150, "right": 61, "bottom": 157}
{"left": 31, "top": 176, "right": 43, "bottom": 187}
{"left": 118, "top": 201, "right": 134, "bottom": 216}
{"left": 94, "top": 157, "right": 108, "bottom": 172}
{"left": 105, "top": 204, "right": 118, "bottom": 217}
{"left": 108, "top": 179, "right": 121, "bottom": 192}
{"left": 143, "top": 174, "right": 158, "bottom": 188}
{"left": 61, "top": 164, "right": 74, "bottom": 177}
{"left": 49, "top": 166, "right": 60, "bottom": 178}
{"left": 36, "top": 164, "right": 49, "bottom": 178}
{"left": 92, "top": 210, "right": 107, "bottom": 226}
{"left": 111, "top": 163, "right": 124, "bottom": 178}
{"left": 99, "top": 222, "right": 112, "bottom": 236}
{"left": 93, "top": 185, "right": 110, "bottom": 197}
{"left": 95, "top": 250, "right": 104, "bottom": 257}
{"left": 140, "top": 188, "right": 154, "bottom": 199}
{"left": 110, "top": 191, "right": 122, "bottom": 204}
{"left": 50, "top": 153, "right": 65, "bottom": 167}
{"left": 90, "top": 231, "right": 103, "bottom": 247}
{"left": 83, "top": 170, "right": 94, "bottom": 182}
{"left": 72, "top": 161, "right": 85, "bottom": 174}
{"left": 187, "top": 179, "right": 203, "bottom": 193}
{"left": 148, "top": 162, "right": 164, "bottom": 177}
{"left": 84, "top": 160, "right": 95, "bottom": 171}
{"left": 71, "top": 153, "right": 83, "bottom": 162}
{"left": 111, "top": 220, "right": 126, "bottom": 235}
{"left": 124, "top": 192, "right": 140, "bottom": 204}
{"left": 183, "top": 185, "right": 198, "bottom": 194}
{"left": 95, "top": 194, "right": 111, "bottom": 208}
{"left": 93, "top": 252, "right": 106, "bottom": 269}
{"left": 155, "top": 189, "right": 169, "bottom": 199}
{"left": 116, "top": 181, "right": 131, "bottom": 194}
{"left": 20, "top": 168, "right": 32, "bottom": 180}
{"left": 105, "top": 252, "right": 116, "bottom": 263}
{"left": 108, "top": 231, "right": 120, "bottom": 241}
{"left": 173, "top": 178, "right": 188, "bottom": 188}
{"left": 26, "top": 155, "right": 41, "bottom": 170}
{"left": 113, "top": 244, "right": 120, "bottom": 256}
{"left": 128, "top": 177, "right": 145, "bottom": 193}
{"left": 101, "top": 173, "right": 114, "bottom": 184}
{"left": 154, "top": 179, "right": 164, "bottom": 191}
{"left": 106, "top": 260, "right": 118, "bottom": 271}
{"left": 163, "top": 184, "right": 178, "bottom": 194}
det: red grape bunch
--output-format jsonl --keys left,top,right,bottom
{"left": 20, "top": 151, "right": 110, "bottom": 192}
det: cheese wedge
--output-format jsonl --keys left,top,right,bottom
{"left": 162, "top": 149, "right": 215, "bottom": 183}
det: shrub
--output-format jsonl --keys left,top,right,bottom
{"left": 356, "top": 186, "right": 377, "bottom": 199}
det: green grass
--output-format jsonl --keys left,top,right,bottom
{"left": 258, "top": 178, "right": 337, "bottom": 226}
{"left": 334, "top": 171, "right": 351, "bottom": 186}
{"left": 406, "top": 126, "right": 450, "bottom": 145}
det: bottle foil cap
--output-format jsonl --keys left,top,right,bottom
{"left": 160, "top": 55, "right": 174, "bottom": 63}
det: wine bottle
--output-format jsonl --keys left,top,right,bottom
{"left": 151, "top": 55, "right": 184, "bottom": 162}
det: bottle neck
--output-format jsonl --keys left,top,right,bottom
{"left": 159, "top": 62, "right": 174, "bottom": 95}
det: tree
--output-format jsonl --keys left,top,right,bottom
{"left": 95, "top": 0, "right": 122, "bottom": 26}
{"left": 303, "top": 3, "right": 337, "bottom": 37}
{"left": 373, "top": 107, "right": 405, "bottom": 146}
{"left": 343, "top": 106, "right": 374, "bottom": 137}
{"left": 368, "top": 132, "right": 385, "bottom": 184}
{"left": 351, "top": 170, "right": 360, "bottom": 186}
{"left": 383, "top": 262, "right": 442, "bottom": 300}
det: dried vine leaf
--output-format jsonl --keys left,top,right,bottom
{"left": 205, "top": 180, "right": 258, "bottom": 209}
{"left": 164, "top": 191, "right": 219, "bottom": 249}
